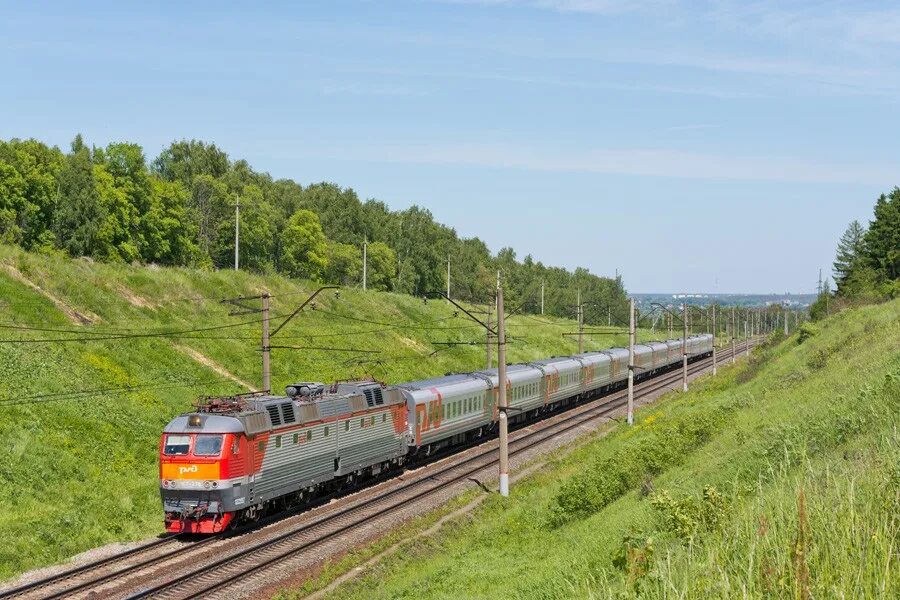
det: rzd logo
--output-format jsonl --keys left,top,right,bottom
{"left": 179, "top": 465, "right": 199, "bottom": 476}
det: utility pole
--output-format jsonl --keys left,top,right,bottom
{"left": 497, "top": 286, "right": 509, "bottom": 498}
{"left": 785, "top": 309, "right": 789, "bottom": 336}
{"left": 627, "top": 297, "right": 635, "bottom": 425}
{"left": 745, "top": 310, "right": 750, "bottom": 356}
{"left": 261, "top": 293, "right": 271, "bottom": 392}
{"left": 712, "top": 304, "right": 717, "bottom": 376}
{"left": 362, "top": 239, "right": 367, "bottom": 291}
{"left": 731, "top": 306, "right": 736, "bottom": 365}
{"left": 540, "top": 279, "right": 545, "bottom": 315}
{"left": 233, "top": 197, "right": 240, "bottom": 271}
{"left": 446, "top": 255, "right": 451, "bottom": 300}
{"left": 486, "top": 301, "right": 493, "bottom": 369}
{"left": 608, "top": 306, "right": 611, "bottom": 327}
{"left": 576, "top": 289, "right": 583, "bottom": 354}
{"left": 682, "top": 302, "right": 688, "bottom": 392}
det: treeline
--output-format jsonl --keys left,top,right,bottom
{"left": 813, "top": 187, "right": 900, "bottom": 318}
{"left": 0, "top": 135, "right": 627, "bottom": 321}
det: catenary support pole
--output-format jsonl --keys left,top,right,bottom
{"left": 785, "top": 309, "right": 789, "bottom": 336}
{"left": 362, "top": 239, "right": 367, "bottom": 291}
{"left": 446, "top": 255, "right": 451, "bottom": 300}
{"left": 234, "top": 197, "right": 240, "bottom": 271}
{"left": 682, "top": 302, "right": 688, "bottom": 392}
{"left": 497, "top": 286, "right": 509, "bottom": 497}
{"left": 731, "top": 306, "right": 736, "bottom": 365}
{"left": 712, "top": 304, "right": 717, "bottom": 376}
{"left": 540, "top": 279, "right": 545, "bottom": 315}
{"left": 486, "top": 301, "right": 493, "bottom": 369}
{"left": 745, "top": 310, "right": 750, "bottom": 356}
{"left": 261, "top": 293, "right": 270, "bottom": 392}
{"left": 577, "top": 289, "right": 583, "bottom": 354}
{"left": 627, "top": 297, "right": 635, "bottom": 425}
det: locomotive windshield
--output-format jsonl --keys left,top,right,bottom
{"left": 164, "top": 434, "right": 190, "bottom": 455}
{"left": 193, "top": 434, "right": 224, "bottom": 456}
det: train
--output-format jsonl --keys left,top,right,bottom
{"left": 159, "top": 334, "right": 714, "bottom": 533}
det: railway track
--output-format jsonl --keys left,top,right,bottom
{"left": 132, "top": 342, "right": 754, "bottom": 600}
{"left": 0, "top": 340, "right": 754, "bottom": 600}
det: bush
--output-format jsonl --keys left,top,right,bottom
{"left": 797, "top": 322, "right": 817, "bottom": 344}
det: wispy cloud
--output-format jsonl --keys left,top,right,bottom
{"left": 435, "top": 0, "right": 900, "bottom": 95}
{"left": 281, "top": 140, "right": 897, "bottom": 185}
{"left": 664, "top": 123, "right": 718, "bottom": 132}
{"left": 445, "top": 0, "right": 669, "bottom": 15}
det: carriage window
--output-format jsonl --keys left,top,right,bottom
{"left": 370, "top": 416, "right": 375, "bottom": 426}
{"left": 324, "top": 426, "right": 330, "bottom": 437}
{"left": 275, "top": 435, "right": 282, "bottom": 449}
{"left": 382, "top": 413, "right": 387, "bottom": 423}
{"left": 293, "top": 433, "right": 299, "bottom": 444}
{"left": 307, "top": 430, "right": 312, "bottom": 441}
{"left": 164, "top": 434, "right": 190, "bottom": 455}
{"left": 194, "top": 435, "right": 223, "bottom": 456}
{"left": 258, "top": 440, "right": 265, "bottom": 452}
{"left": 360, "top": 418, "right": 365, "bottom": 428}
{"left": 345, "top": 421, "right": 350, "bottom": 431}
{"left": 232, "top": 438, "right": 240, "bottom": 455}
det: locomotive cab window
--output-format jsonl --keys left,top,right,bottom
{"left": 194, "top": 435, "right": 223, "bottom": 456}
{"left": 164, "top": 434, "right": 190, "bottom": 455}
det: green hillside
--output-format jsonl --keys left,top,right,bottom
{"left": 295, "top": 299, "right": 900, "bottom": 599}
{"left": 0, "top": 245, "right": 679, "bottom": 580}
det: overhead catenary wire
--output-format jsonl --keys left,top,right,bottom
{"left": 0, "top": 310, "right": 301, "bottom": 344}
{"left": 0, "top": 376, "right": 242, "bottom": 407}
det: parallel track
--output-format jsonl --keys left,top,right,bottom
{"left": 133, "top": 342, "right": 753, "bottom": 600}
{"left": 0, "top": 341, "right": 754, "bottom": 600}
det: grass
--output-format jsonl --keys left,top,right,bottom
{"left": 284, "top": 297, "right": 899, "bottom": 599}
{"left": 0, "top": 244, "right": 672, "bottom": 581}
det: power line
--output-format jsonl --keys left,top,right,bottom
{"left": 0, "top": 311, "right": 296, "bottom": 344}
{"left": 0, "top": 376, "right": 240, "bottom": 407}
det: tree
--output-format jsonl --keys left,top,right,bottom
{"left": 325, "top": 241, "right": 362, "bottom": 285}
{"left": 281, "top": 210, "right": 328, "bottom": 280}
{"left": 832, "top": 220, "right": 867, "bottom": 294}
{"left": 141, "top": 178, "right": 198, "bottom": 265}
{"left": 222, "top": 186, "right": 277, "bottom": 272}
{"left": 152, "top": 140, "right": 229, "bottom": 186}
{"left": 366, "top": 241, "right": 396, "bottom": 291}
{"left": 0, "top": 161, "right": 27, "bottom": 244}
{"left": 53, "top": 135, "right": 105, "bottom": 258}
{"left": 864, "top": 188, "right": 900, "bottom": 283}
{"left": 0, "top": 138, "right": 64, "bottom": 248}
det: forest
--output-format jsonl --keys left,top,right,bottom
{"left": 0, "top": 136, "right": 627, "bottom": 321}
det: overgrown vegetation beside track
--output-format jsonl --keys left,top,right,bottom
{"left": 294, "top": 298, "right": 899, "bottom": 600}
{"left": 0, "top": 245, "right": 670, "bottom": 581}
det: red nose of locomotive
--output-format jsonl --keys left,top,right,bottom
{"left": 160, "top": 412, "right": 249, "bottom": 534}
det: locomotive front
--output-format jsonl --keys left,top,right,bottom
{"left": 159, "top": 412, "right": 249, "bottom": 533}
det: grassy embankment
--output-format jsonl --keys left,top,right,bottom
{"left": 0, "top": 245, "right": 674, "bottom": 580}
{"left": 288, "top": 298, "right": 899, "bottom": 599}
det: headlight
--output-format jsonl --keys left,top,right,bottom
{"left": 212, "top": 481, "right": 218, "bottom": 488}
{"left": 203, "top": 480, "right": 212, "bottom": 489}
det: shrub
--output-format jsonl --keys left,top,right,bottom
{"left": 797, "top": 323, "right": 817, "bottom": 344}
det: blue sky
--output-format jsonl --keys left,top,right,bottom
{"left": 1, "top": 1, "right": 897, "bottom": 293}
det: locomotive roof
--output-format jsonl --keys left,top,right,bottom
{"left": 164, "top": 413, "right": 245, "bottom": 434}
